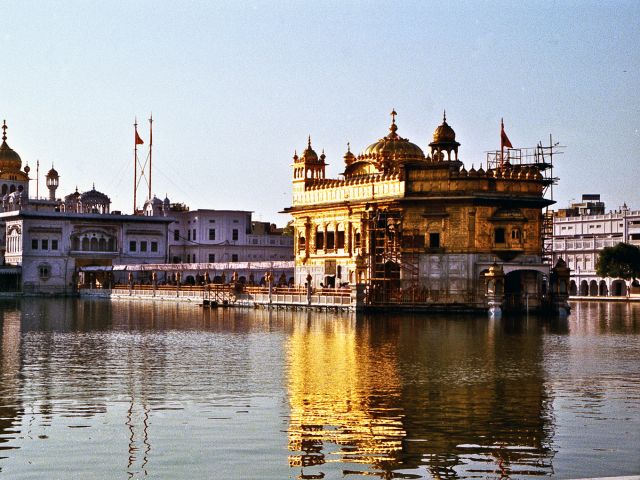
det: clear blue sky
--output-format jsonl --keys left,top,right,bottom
{"left": 3, "top": 1, "right": 639, "bottom": 223}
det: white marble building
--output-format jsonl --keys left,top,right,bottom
{"left": 1, "top": 210, "right": 172, "bottom": 294}
{"left": 551, "top": 195, "right": 640, "bottom": 296}
{"left": 143, "top": 199, "right": 293, "bottom": 268}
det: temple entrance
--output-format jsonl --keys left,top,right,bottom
{"left": 503, "top": 269, "right": 544, "bottom": 312}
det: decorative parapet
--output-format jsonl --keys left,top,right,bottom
{"left": 293, "top": 172, "right": 404, "bottom": 206}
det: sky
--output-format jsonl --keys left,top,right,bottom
{"left": 2, "top": 1, "right": 639, "bottom": 224}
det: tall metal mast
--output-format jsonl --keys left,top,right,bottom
{"left": 148, "top": 114, "right": 153, "bottom": 202}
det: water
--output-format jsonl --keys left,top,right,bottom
{"left": 1, "top": 299, "right": 639, "bottom": 479}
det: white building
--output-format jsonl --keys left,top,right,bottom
{"left": 0, "top": 119, "right": 293, "bottom": 292}
{"left": 1, "top": 210, "right": 171, "bottom": 293}
{"left": 551, "top": 195, "right": 640, "bottom": 296}
{"left": 143, "top": 199, "right": 293, "bottom": 268}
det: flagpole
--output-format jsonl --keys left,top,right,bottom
{"left": 134, "top": 118, "right": 138, "bottom": 214}
{"left": 36, "top": 160, "right": 40, "bottom": 198}
{"left": 500, "top": 118, "right": 504, "bottom": 170}
{"left": 148, "top": 114, "right": 153, "bottom": 202}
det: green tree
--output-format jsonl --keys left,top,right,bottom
{"left": 596, "top": 242, "right": 640, "bottom": 281}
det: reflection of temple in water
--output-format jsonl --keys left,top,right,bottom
{"left": 286, "top": 314, "right": 556, "bottom": 478}
{"left": 287, "top": 313, "right": 405, "bottom": 476}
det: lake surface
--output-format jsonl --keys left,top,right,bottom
{"left": 0, "top": 299, "right": 639, "bottom": 479}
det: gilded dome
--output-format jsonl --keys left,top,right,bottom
{"left": 300, "top": 135, "right": 319, "bottom": 162}
{"left": 0, "top": 121, "right": 23, "bottom": 171}
{"left": 343, "top": 143, "right": 356, "bottom": 165}
{"left": 359, "top": 110, "right": 425, "bottom": 163}
{"left": 432, "top": 111, "right": 456, "bottom": 143}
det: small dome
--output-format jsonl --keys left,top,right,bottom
{"left": 343, "top": 143, "right": 356, "bottom": 165}
{"left": 47, "top": 166, "right": 59, "bottom": 178}
{"left": 24, "top": 164, "right": 30, "bottom": 174}
{"left": 432, "top": 111, "right": 457, "bottom": 143}
{"left": 0, "top": 121, "right": 23, "bottom": 171}
{"left": 300, "top": 136, "right": 318, "bottom": 162}
{"left": 360, "top": 110, "right": 425, "bottom": 163}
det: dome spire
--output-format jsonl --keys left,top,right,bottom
{"left": 307, "top": 135, "right": 312, "bottom": 149}
{"left": 443, "top": 110, "right": 447, "bottom": 123}
{"left": 388, "top": 109, "right": 399, "bottom": 138}
{"left": 2, "top": 120, "right": 7, "bottom": 142}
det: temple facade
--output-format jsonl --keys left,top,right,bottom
{"left": 284, "top": 111, "right": 569, "bottom": 313}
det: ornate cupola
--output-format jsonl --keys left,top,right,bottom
{"left": 293, "top": 136, "right": 326, "bottom": 182}
{"left": 429, "top": 111, "right": 461, "bottom": 162}
{"left": 343, "top": 143, "right": 356, "bottom": 166}
{"left": 46, "top": 164, "right": 60, "bottom": 200}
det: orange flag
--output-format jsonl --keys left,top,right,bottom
{"left": 135, "top": 128, "right": 144, "bottom": 145}
{"left": 501, "top": 118, "right": 513, "bottom": 149}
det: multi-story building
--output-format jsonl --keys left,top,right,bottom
{"left": 142, "top": 200, "right": 293, "bottom": 267}
{"left": 550, "top": 194, "right": 640, "bottom": 296}
{"left": 0, "top": 119, "right": 292, "bottom": 293}
{"left": 284, "top": 111, "right": 569, "bottom": 313}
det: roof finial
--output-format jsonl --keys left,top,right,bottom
{"left": 389, "top": 109, "right": 399, "bottom": 137}
{"left": 443, "top": 110, "right": 447, "bottom": 123}
{"left": 347, "top": 142, "right": 351, "bottom": 152}
{"left": 93, "top": 182, "right": 96, "bottom": 190}
{"left": 2, "top": 120, "right": 7, "bottom": 142}
{"left": 307, "top": 135, "right": 312, "bottom": 149}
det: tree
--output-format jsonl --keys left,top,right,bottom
{"left": 596, "top": 242, "right": 640, "bottom": 282}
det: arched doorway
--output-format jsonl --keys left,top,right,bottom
{"left": 569, "top": 280, "right": 578, "bottom": 296}
{"left": 589, "top": 280, "right": 598, "bottom": 296}
{"left": 611, "top": 280, "right": 627, "bottom": 296}
{"left": 599, "top": 280, "right": 608, "bottom": 297}
{"left": 580, "top": 280, "right": 589, "bottom": 296}
{"left": 503, "top": 269, "right": 544, "bottom": 311}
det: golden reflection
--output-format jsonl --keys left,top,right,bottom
{"left": 286, "top": 314, "right": 405, "bottom": 476}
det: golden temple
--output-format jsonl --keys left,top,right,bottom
{"left": 284, "top": 111, "right": 570, "bottom": 313}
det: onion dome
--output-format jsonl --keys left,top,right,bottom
{"left": 359, "top": 110, "right": 425, "bottom": 163}
{"left": 300, "top": 136, "right": 318, "bottom": 162}
{"left": 47, "top": 166, "right": 59, "bottom": 178}
{"left": 24, "top": 164, "right": 30, "bottom": 174}
{"left": 432, "top": 111, "right": 457, "bottom": 143}
{"left": 0, "top": 120, "right": 23, "bottom": 171}
{"left": 343, "top": 142, "right": 356, "bottom": 165}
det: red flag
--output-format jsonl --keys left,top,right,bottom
{"left": 501, "top": 118, "right": 513, "bottom": 149}
{"left": 135, "top": 127, "right": 144, "bottom": 145}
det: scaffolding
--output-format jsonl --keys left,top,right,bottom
{"left": 486, "top": 135, "right": 562, "bottom": 265}
{"left": 366, "top": 207, "right": 419, "bottom": 303}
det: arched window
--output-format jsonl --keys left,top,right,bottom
{"left": 98, "top": 238, "right": 107, "bottom": 251}
{"left": 1, "top": 184, "right": 7, "bottom": 195}
{"left": 81, "top": 237, "right": 89, "bottom": 251}
{"left": 90, "top": 237, "right": 99, "bottom": 251}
